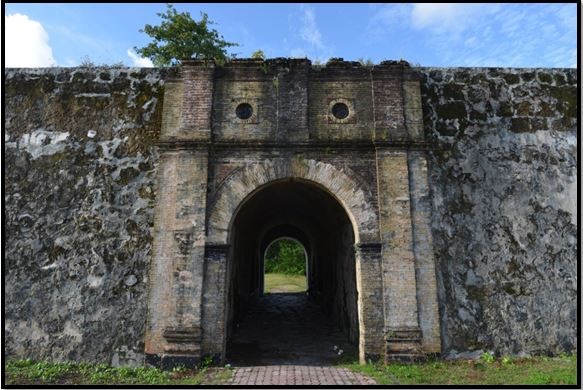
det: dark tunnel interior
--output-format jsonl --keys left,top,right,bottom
{"left": 225, "top": 179, "right": 360, "bottom": 356}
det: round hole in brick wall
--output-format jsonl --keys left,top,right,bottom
{"left": 236, "top": 103, "right": 253, "bottom": 120}
{"left": 331, "top": 102, "right": 349, "bottom": 120}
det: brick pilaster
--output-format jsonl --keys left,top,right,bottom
{"left": 375, "top": 148, "right": 423, "bottom": 360}
{"left": 354, "top": 243, "right": 385, "bottom": 363}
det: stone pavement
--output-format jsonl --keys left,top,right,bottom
{"left": 226, "top": 365, "right": 376, "bottom": 386}
{"left": 223, "top": 293, "right": 376, "bottom": 385}
{"left": 227, "top": 293, "right": 358, "bottom": 366}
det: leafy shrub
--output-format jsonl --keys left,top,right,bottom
{"left": 264, "top": 239, "right": 306, "bottom": 275}
{"left": 480, "top": 352, "right": 495, "bottom": 363}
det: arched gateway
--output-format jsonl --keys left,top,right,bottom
{"left": 144, "top": 59, "right": 441, "bottom": 369}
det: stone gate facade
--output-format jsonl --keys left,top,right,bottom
{"left": 144, "top": 59, "right": 441, "bottom": 367}
{"left": 4, "top": 62, "right": 577, "bottom": 367}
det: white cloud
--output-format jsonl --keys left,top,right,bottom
{"left": 300, "top": 8, "right": 324, "bottom": 50}
{"left": 411, "top": 4, "right": 500, "bottom": 34}
{"left": 366, "top": 3, "right": 575, "bottom": 67}
{"left": 290, "top": 6, "right": 333, "bottom": 63}
{"left": 5, "top": 13, "right": 56, "bottom": 67}
{"left": 366, "top": 4, "right": 412, "bottom": 40}
{"left": 127, "top": 49, "right": 154, "bottom": 67}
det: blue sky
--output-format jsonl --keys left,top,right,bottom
{"left": 4, "top": 3, "right": 578, "bottom": 68}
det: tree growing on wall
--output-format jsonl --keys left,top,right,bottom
{"left": 135, "top": 4, "right": 238, "bottom": 66}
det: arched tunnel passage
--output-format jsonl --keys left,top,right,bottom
{"left": 225, "top": 179, "right": 359, "bottom": 365}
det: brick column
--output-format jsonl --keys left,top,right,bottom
{"left": 180, "top": 60, "right": 215, "bottom": 140}
{"left": 402, "top": 72, "right": 424, "bottom": 141}
{"left": 403, "top": 69, "right": 441, "bottom": 354}
{"left": 145, "top": 149, "right": 210, "bottom": 369}
{"left": 376, "top": 149, "right": 423, "bottom": 361}
{"left": 408, "top": 151, "right": 442, "bottom": 354}
{"left": 372, "top": 61, "right": 407, "bottom": 142}
{"left": 201, "top": 243, "right": 230, "bottom": 361}
{"left": 146, "top": 61, "right": 214, "bottom": 369}
{"left": 354, "top": 243, "right": 385, "bottom": 363}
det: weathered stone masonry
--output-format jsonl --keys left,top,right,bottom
{"left": 4, "top": 62, "right": 577, "bottom": 366}
{"left": 420, "top": 67, "right": 577, "bottom": 357}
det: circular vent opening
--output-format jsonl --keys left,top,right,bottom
{"left": 331, "top": 102, "right": 349, "bottom": 120}
{"left": 236, "top": 103, "right": 253, "bottom": 120}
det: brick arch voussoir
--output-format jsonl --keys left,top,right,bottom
{"left": 207, "top": 158, "right": 379, "bottom": 245}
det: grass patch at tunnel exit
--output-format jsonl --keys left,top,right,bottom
{"left": 341, "top": 353, "right": 577, "bottom": 385}
{"left": 4, "top": 359, "right": 233, "bottom": 385}
{"left": 264, "top": 273, "right": 306, "bottom": 293}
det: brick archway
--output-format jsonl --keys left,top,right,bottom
{"left": 205, "top": 159, "right": 384, "bottom": 363}
{"left": 207, "top": 158, "right": 379, "bottom": 246}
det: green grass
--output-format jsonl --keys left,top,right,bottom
{"left": 264, "top": 273, "right": 306, "bottom": 293}
{"left": 4, "top": 359, "right": 233, "bottom": 385}
{"left": 6, "top": 354, "right": 577, "bottom": 386}
{"left": 342, "top": 353, "right": 578, "bottom": 385}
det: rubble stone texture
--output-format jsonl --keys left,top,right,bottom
{"left": 3, "top": 62, "right": 577, "bottom": 366}
{"left": 420, "top": 67, "right": 577, "bottom": 357}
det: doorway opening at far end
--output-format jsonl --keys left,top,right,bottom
{"left": 263, "top": 238, "right": 307, "bottom": 294}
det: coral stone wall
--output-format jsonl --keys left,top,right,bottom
{"left": 4, "top": 67, "right": 170, "bottom": 365}
{"left": 419, "top": 67, "right": 578, "bottom": 357}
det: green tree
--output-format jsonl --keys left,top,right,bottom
{"left": 251, "top": 50, "right": 265, "bottom": 60}
{"left": 135, "top": 4, "right": 238, "bottom": 66}
{"left": 264, "top": 239, "right": 306, "bottom": 275}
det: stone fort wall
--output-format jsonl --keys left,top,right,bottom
{"left": 4, "top": 63, "right": 577, "bottom": 365}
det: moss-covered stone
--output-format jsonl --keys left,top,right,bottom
{"left": 510, "top": 117, "right": 532, "bottom": 133}
{"left": 488, "top": 82, "right": 502, "bottom": 100}
{"left": 55, "top": 71, "right": 72, "bottom": 83}
{"left": 531, "top": 117, "right": 548, "bottom": 131}
{"left": 535, "top": 102, "right": 555, "bottom": 117}
{"left": 117, "top": 167, "right": 140, "bottom": 185}
{"left": 470, "top": 73, "right": 488, "bottom": 85}
{"left": 515, "top": 101, "right": 531, "bottom": 116}
{"left": 469, "top": 110, "right": 487, "bottom": 122}
{"left": 537, "top": 72, "right": 553, "bottom": 84}
{"left": 521, "top": 72, "right": 535, "bottom": 82}
{"left": 436, "top": 122, "right": 458, "bottom": 136}
{"left": 550, "top": 116, "right": 575, "bottom": 132}
{"left": 503, "top": 74, "right": 520, "bottom": 85}
{"left": 553, "top": 73, "right": 566, "bottom": 86}
{"left": 428, "top": 70, "right": 443, "bottom": 82}
{"left": 71, "top": 71, "right": 91, "bottom": 84}
{"left": 487, "top": 68, "right": 501, "bottom": 77}
{"left": 130, "top": 71, "right": 147, "bottom": 80}
{"left": 454, "top": 70, "right": 471, "bottom": 83}
{"left": 496, "top": 102, "right": 513, "bottom": 117}
{"left": 436, "top": 102, "right": 467, "bottom": 120}
{"left": 443, "top": 83, "right": 465, "bottom": 101}
{"left": 550, "top": 86, "right": 577, "bottom": 117}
